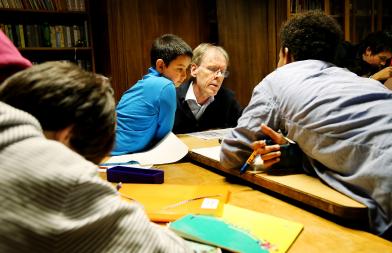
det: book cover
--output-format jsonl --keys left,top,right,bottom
{"left": 185, "top": 240, "right": 222, "bottom": 253}
{"left": 119, "top": 183, "right": 230, "bottom": 222}
{"left": 18, "top": 24, "right": 25, "bottom": 48}
{"left": 221, "top": 204, "right": 303, "bottom": 253}
{"left": 169, "top": 214, "right": 269, "bottom": 253}
{"left": 41, "top": 22, "right": 51, "bottom": 47}
{"left": 169, "top": 205, "right": 303, "bottom": 253}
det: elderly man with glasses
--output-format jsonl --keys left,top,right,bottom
{"left": 173, "top": 43, "right": 242, "bottom": 134}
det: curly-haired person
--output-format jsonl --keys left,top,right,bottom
{"left": 221, "top": 11, "right": 392, "bottom": 240}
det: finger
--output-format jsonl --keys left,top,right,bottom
{"left": 263, "top": 157, "right": 280, "bottom": 169}
{"left": 261, "top": 151, "right": 281, "bottom": 161}
{"left": 260, "top": 124, "right": 286, "bottom": 144}
{"left": 251, "top": 140, "right": 266, "bottom": 150}
{"left": 255, "top": 144, "right": 280, "bottom": 155}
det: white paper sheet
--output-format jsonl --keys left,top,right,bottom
{"left": 105, "top": 132, "right": 189, "bottom": 166}
{"left": 191, "top": 146, "right": 221, "bottom": 162}
{"left": 191, "top": 146, "right": 265, "bottom": 173}
{"left": 186, "top": 128, "right": 232, "bottom": 140}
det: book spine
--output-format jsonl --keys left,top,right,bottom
{"left": 42, "top": 22, "right": 51, "bottom": 47}
{"left": 18, "top": 24, "right": 25, "bottom": 48}
{"left": 83, "top": 20, "right": 88, "bottom": 46}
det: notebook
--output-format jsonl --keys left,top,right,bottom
{"left": 169, "top": 204, "right": 303, "bottom": 253}
{"left": 222, "top": 204, "right": 303, "bottom": 253}
{"left": 185, "top": 240, "right": 222, "bottom": 253}
{"left": 119, "top": 183, "right": 230, "bottom": 222}
{"left": 169, "top": 214, "right": 268, "bottom": 253}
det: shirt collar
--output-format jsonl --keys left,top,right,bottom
{"left": 147, "top": 67, "right": 161, "bottom": 77}
{"left": 185, "top": 82, "right": 215, "bottom": 106}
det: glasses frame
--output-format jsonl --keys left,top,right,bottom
{"left": 198, "top": 65, "right": 229, "bottom": 78}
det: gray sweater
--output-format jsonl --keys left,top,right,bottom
{"left": 221, "top": 60, "right": 392, "bottom": 236}
{"left": 0, "top": 102, "right": 191, "bottom": 253}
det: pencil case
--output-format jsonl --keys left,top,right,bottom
{"left": 107, "top": 166, "right": 164, "bottom": 184}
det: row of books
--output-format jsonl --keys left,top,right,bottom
{"left": 31, "top": 59, "right": 92, "bottom": 71}
{"left": 289, "top": 0, "right": 323, "bottom": 14}
{"left": 0, "top": 0, "right": 85, "bottom": 11}
{"left": 0, "top": 22, "right": 89, "bottom": 48}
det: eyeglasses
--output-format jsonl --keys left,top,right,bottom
{"left": 198, "top": 65, "right": 229, "bottom": 78}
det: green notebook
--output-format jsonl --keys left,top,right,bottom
{"left": 169, "top": 214, "right": 268, "bottom": 253}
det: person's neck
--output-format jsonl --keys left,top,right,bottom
{"left": 192, "top": 83, "right": 209, "bottom": 105}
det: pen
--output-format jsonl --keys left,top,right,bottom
{"left": 239, "top": 150, "right": 258, "bottom": 175}
{"left": 99, "top": 160, "right": 140, "bottom": 166}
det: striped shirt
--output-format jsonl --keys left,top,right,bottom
{"left": 0, "top": 102, "right": 191, "bottom": 253}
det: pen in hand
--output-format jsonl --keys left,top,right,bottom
{"left": 239, "top": 150, "right": 258, "bottom": 175}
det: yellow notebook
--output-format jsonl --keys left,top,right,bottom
{"left": 119, "top": 184, "right": 230, "bottom": 222}
{"left": 222, "top": 204, "right": 303, "bottom": 253}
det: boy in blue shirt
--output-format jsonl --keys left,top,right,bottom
{"left": 113, "top": 34, "right": 192, "bottom": 155}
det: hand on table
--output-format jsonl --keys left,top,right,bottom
{"left": 250, "top": 124, "right": 287, "bottom": 169}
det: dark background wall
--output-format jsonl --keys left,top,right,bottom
{"left": 90, "top": 0, "right": 287, "bottom": 107}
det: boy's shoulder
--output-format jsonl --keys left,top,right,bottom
{"left": 142, "top": 69, "right": 174, "bottom": 87}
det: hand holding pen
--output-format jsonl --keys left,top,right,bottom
{"left": 240, "top": 124, "right": 291, "bottom": 175}
{"left": 239, "top": 139, "right": 281, "bottom": 174}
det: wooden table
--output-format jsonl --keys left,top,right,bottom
{"left": 154, "top": 160, "right": 392, "bottom": 253}
{"left": 102, "top": 134, "right": 392, "bottom": 252}
{"left": 182, "top": 135, "right": 367, "bottom": 219}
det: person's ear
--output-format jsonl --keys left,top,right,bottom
{"left": 189, "top": 63, "right": 198, "bottom": 78}
{"left": 282, "top": 47, "right": 294, "bottom": 64}
{"left": 44, "top": 126, "right": 73, "bottom": 147}
{"left": 155, "top": 59, "right": 165, "bottom": 73}
{"left": 55, "top": 126, "right": 72, "bottom": 146}
{"left": 365, "top": 47, "right": 372, "bottom": 56}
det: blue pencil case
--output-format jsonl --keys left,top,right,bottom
{"left": 107, "top": 166, "right": 164, "bottom": 184}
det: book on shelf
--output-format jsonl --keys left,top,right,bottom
{"left": 0, "top": 23, "right": 88, "bottom": 49}
{"left": 18, "top": 24, "right": 25, "bottom": 48}
{"left": 41, "top": 22, "right": 51, "bottom": 47}
{"left": 0, "top": 0, "right": 86, "bottom": 11}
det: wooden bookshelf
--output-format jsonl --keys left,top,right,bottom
{"left": 0, "top": 0, "right": 94, "bottom": 71}
{"left": 287, "top": 0, "right": 392, "bottom": 43}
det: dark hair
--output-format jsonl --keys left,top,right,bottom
{"left": 357, "top": 31, "right": 392, "bottom": 55}
{"left": 150, "top": 34, "right": 193, "bottom": 67}
{"left": 0, "top": 61, "right": 116, "bottom": 164}
{"left": 280, "top": 11, "right": 343, "bottom": 62}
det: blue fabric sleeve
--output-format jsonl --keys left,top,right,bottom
{"left": 156, "top": 84, "right": 176, "bottom": 139}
